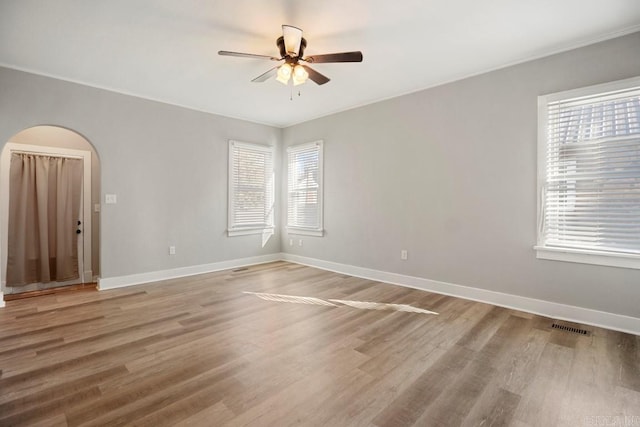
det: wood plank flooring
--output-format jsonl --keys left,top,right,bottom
{"left": 0, "top": 261, "right": 638, "bottom": 426}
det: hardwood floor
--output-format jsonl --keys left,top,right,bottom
{"left": 0, "top": 261, "right": 638, "bottom": 426}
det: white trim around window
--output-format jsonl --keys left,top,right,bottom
{"left": 287, "top": 140, "right": 324, "bottom": 237}
{"left": 228, "top": 140, "right": 275, "bottom": 237}
{"left": 536, "top": 76, "right": 640, "bottom": 269}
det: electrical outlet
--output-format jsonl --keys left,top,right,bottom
{"left": 298, "top": 239, "right": 303, "bottom": 247}
{"left": 105, "top": 194, "right": 117, "bottom": 204}
{"left": 169, "top": 246, "right": 176, "bottom": 255}
{"left": 289, "top": 238, "right": 293, "bottom": 246}
{"left": 401, "top": 249, "right": 408, "bottom": 260}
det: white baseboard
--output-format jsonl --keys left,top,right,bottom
{"left": 90, "top": 251, "right": 640, "bottom": 336}
{"left": 282, "top": 253, "right": 640, "bottom": 336}
{"left": 97, "top": 253, "right": 283, "bottom": 291}
{"left": 0, "top": 291, "right": 4, "bottom": 307}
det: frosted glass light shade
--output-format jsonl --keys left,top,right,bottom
{"left": 292, "top": 65, "right": 308, "bottom": 86}
{"left": 276, "top": 63, "right": 292, "bottom": 85}
{"left": 282, "top": 25, "right": 303, "bottom": 57}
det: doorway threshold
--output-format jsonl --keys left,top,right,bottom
{"left": 3, "top": 282, "right": 97, "bottom": 301}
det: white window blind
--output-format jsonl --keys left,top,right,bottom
{"left": 287, "top": 141, "right": 323, "bottom": 236}
{"left": 228, "top": 140, "right": 274, "bottom": 236}
{"left": 537, "top": 77, "right": 640, "bottom": 268}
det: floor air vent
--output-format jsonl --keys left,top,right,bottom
{"left": 551, "top": 323, "right": 589, "bottom": 335}
{"left": 232, "top": 267, "right": 249, "bottom": 272}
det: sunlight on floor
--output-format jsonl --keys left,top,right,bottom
{"left": 243, "top": 291, "right": 438, "bottom": 315}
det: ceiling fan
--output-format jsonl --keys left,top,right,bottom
{"left": 218, "top": 25, "right": 363, "bottom": 86}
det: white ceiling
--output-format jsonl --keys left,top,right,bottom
{"left": 1, "top": 1, "right": 639, "bottom": 128}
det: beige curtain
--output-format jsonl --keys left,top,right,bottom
{"left": 7, "top": 153, "right": 83, "bottom": 286}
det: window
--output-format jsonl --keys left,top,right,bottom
{"left": 287, "top": 141, "right": 323, "bottom": 236}
{"left": 228, "top": 140, "right": 274, "bottom": 236}
{"left": 536, "top": 76, "right": 640, "bottom": 269}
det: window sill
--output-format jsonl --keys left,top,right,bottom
{"left": 228, "top": 227, "right": 274, "bottom": 237}
{"left": 534, "top": 245, "right": 640, "bottom": 270}
{"left": 287, "top": 227, "right": 324, "bottom": 237}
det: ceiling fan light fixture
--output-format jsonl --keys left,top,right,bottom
{"left": 292, "top": 64, "right": 309, "bottom": 86}
{"left": 276, "top": 63, "right": 292, "bottom": 84}
{"left": 282, "top": 25, "right": 303, "bottom": 57}
{"left": 219, "top": 25, "right": 362, "bottom": 87}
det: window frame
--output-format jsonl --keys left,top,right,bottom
{"left": 286, "top": 140, "right": 324, "bottom": 237}
{"left": 535, "top": 76, "right": 640, "bottom": 269}
{"left": 227, "top": 140, "right": 275, "bottom": 237}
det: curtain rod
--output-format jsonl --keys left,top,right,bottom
{"left": 9, "top": 149, "right": 84, "bottom": 160}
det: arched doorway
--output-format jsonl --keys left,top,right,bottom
{"left": 1, "top": 125, "right": 100, "bottom": 299}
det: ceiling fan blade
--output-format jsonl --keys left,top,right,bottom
{"left": 301, "top": 65, "right": 330, "bottom": 85}
{"left": 252, "top": 67, "right": 278, "bottom": 82}
{"left": 218, "top": 51, "right": 281, "bottom": 61}
{"left": 304, "top": 51, "right": 363, "bottom": 63}
{"left": 282, "top": 25, "right": 303, "bottom": 57}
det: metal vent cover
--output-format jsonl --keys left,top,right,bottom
{"left": 551, "top": 323, "right": 589, "bottom": 335}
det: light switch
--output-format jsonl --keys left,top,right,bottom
{"left": 105, "top": 194, "right": 117, "bottom": 204}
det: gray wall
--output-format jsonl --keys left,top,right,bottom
{"left": 0, "top": 67, "right": 282, "bottom": 280}
{"left": 281, "top": 32, "right": 640, "bottom": 318}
